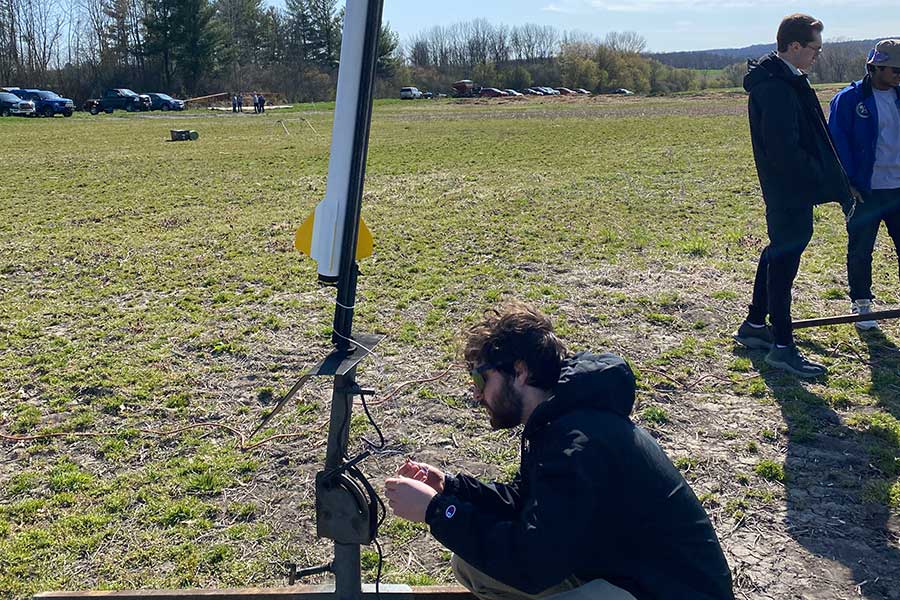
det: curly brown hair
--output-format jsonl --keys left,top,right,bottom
{"left": 463, "top": 301, "right": 567, "bottom": 391}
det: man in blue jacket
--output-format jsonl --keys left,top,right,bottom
{"left": 829, "top": 39, "right": 900, "bottom": 330}
{"left": 733, "top": 14, "right": 856, "bottom": 377}
{"left": 385, "top": 302, "right": 734, "bottom": 600}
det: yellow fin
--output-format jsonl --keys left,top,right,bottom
{"left": 356, "top": 217, "right": 373, "bottom": 260}
{"left": 294, "top": 213, "right": 373, "bottom": 260}
{"left": 295, "top": 211, "right": 315, "bottom": 256}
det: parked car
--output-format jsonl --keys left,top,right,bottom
{"left": 86, "top": 88, "right": 152, "bottom": 114}
{"left": 555, "top": 87, "right": 577, "bottom": 95}
{"left": 537, "top": 86, "right": 560, "bottom": 95}
{"left": 503, "top": 89, "right": 524, "bottom": 97}
{"left": 610, "top": 88, "right": 634, "bottom": 95}
{"left": 7, "top": 88, "right": 74, "bottom": 117}
{"left": 523, "top": 88, "right": 544, "bottom": 96}
{"left": 575, "top": 88, "right": 592, "bottom": 95}
{"left": 147, "top": 93, "right": 185, "bottom": 111}
{"left": 420, "top": 90, "right": 434, "bottom": 99}
{"left": 479, "top": 87, "right": 508, "bottom": 98}
{"left": 400, "top": 86, "right": 422, "bottom": 99}
{"left": 0, "top": 91, "right": 35, "bottom": 116}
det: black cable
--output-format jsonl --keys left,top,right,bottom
{"left": 360, "top": 389, "right": 385, "bottom": 451}
{"left": 373, "top": 538, "right": 384, "bottom": 600}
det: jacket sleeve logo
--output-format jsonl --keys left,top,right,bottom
{"left": 445, "top": 505, "right": 457, "bottom": 519}
{"left": 856, "top": 102, "right": 871, "bottom": 118}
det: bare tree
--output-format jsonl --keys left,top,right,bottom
{"left": 490, "top": 23, "right": 509, "bottom": 65}
{"left": 604, "top": 31, "right": 646, "bottom": 54}
{"left": 534, "top": 24, "right": 558, "bottom": 60}
{"left": 17, "top": 0, "right": 65, "bottom": 84}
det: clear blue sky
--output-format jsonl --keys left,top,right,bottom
{"left": 373, "top": 0, "right": 900, "bottom": 52}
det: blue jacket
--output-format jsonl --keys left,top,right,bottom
{"left": 829, "top": 75, "right": 900, "bottom": 193}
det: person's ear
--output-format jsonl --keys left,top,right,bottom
{"left": 513, "top": 360, "right": 529, "bottom": 387}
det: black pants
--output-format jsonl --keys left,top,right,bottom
{"left": 747, "top": 203, "right": 814, "bottom": 346}
{"left": 847, "top": 187, "right": 900, "bottom": 301}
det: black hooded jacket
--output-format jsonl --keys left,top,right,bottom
{"left": 426, "top": 353, "right": 734, "bottom": 600}
{"left": 743, "top": 53, "right": 851, "bottom": 210}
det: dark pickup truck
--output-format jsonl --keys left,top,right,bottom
{"left": 85, "top": 89, "right": 151, "bottom": 114}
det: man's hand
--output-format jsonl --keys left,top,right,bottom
{"left": 384, "top": 477, "right": 438, "bottom": 523}
{"left": 844, "top": 186, "right": 862, "bottom": 224}
{"left": 397, "top": 458, "right": 445, "bottom": 493}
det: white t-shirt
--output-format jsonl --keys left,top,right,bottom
{"left": 872, "top": 87, "right": 900, "bottom": 190}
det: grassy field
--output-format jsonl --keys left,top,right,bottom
{"left": 1, "top": 92, "right": 899, "bottom": 600}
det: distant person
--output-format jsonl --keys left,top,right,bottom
{"left": 258, "top": 93, "right": 266, "bottom": 113}
{"left": 253, "top": 93, "right": 260, "bottom": 114}
{"left": 733, "top": 13, "right": 857, "bottom": 377}
{"left": 231, "top": 94, "right": 237, "bottom": 113}
{"left": 385, "top": 302, "right": 734, "bottom": 600}
{"left": 828, "top": 39, "right": 900, "bottom": 330}
{"left": 237, "top": 93, "right": 243, "bottom": 113}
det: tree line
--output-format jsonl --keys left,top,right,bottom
{"left": 0, "top": 2, "right": 876, "bottom": 105}
{"left": 0, "top": 0, "right": 400, "bottom": 103}
{"left": 401, "top": 22, "right": 699, "bottom": 95}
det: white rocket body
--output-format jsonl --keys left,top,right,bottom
{"left": 295, "top": 0, "right": 373, "bottom": 279}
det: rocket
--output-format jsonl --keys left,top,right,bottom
{"left": 294, "top": 0, "right": 381, "bottom": 286}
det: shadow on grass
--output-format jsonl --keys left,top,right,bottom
{"left": 740, "top": 346, "right": 899, "bottom": 599}
{"left": 858, "top": 328, "right": 900, "bottom": 419}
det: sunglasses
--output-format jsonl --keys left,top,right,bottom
{"left": 470, "top": 363, "right": 498, "bottom": 392}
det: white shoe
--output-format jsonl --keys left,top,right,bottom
{"left": 851, "top": 299, "right": 879, "bottom": 330}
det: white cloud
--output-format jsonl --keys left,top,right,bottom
{"left": 541, "top": 0, "right": 581, "bottom": 13}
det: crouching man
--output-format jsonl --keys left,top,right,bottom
{"left": 385, "top": 302, "right": 734, "bottom": 600}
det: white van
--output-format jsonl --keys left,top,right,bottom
{"left": 400, "top": 86, "right": 422, "bottom": 99}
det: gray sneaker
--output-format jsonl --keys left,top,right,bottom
{"left": 765, "top": 344, "right": 827, "bottom": 378}
{"left": 851, "top": 299, "right": 879, "bottom": 331}
{"left": 733, "top": 321, "right": 774, "bottom": 350}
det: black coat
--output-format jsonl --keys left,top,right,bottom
{"left": 426, "top": 353, "right": 734, "bottom": 600}
{"left": 744, "top": 53, "right": 851, "bottom": 210}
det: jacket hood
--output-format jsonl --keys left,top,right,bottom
{"left": 524, "top": 352, "right": 636, "bottom": 437}
{"left": 744, "top": 52, "right": 799, "bottom": 93}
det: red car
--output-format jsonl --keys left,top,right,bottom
{"left": 479, "top": 87, "right": 508, "bottom": 98}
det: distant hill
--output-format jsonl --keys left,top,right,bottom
{"left": 649, "top": 39, "right": 877, "bottom": 70}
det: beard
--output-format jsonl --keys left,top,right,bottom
{"left": 485, "top": 375, "right": 524, "bottom": 430}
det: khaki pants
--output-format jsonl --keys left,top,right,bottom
{"left": 451, "top": 555, "right": 637, "bottom": 600}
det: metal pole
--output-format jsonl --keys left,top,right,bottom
{"left": 332, "top": 0, "right": 385, "bottom": 348}
{"left": 333, "top": 544, "right": 362, "bottom": 600}
{"left": 792, "top": 308, "right": 900, "bottom": 329}
{"left": 324, "top": 372, "right": 355, "bottom": 471}
{"left": 321, "top": 368, "right": 362, "bottom": 600}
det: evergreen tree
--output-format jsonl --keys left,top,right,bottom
{"left": 214, "top": 0, "right": 264, "bottom": 67}
{"left": 376, "top": 22, "right": 399, "bottom": 79}
{"left": 172, "top": 0, "right": 221, "bottom": 92}
{"left": 305, "top": 0, "right": 339, "bottom": 69}
{"left": 284, "top": 0, "right": 313, "bottom": 65}
{"left": 143, "top": 0, "right": 179, "bottom": 89}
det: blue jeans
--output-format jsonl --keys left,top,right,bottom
{"left": 846, "top": 187, "right": 900, "bottom": 301}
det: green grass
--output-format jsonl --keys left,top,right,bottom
{"left": 1, "top": 92, "right": 899, "bottom": 598}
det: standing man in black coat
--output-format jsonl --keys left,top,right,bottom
{"left": 733, "top": 13, "right": 857, "bottom": 377}
{"left": 386, "top": 302, "right": 734, "bottom": 600}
